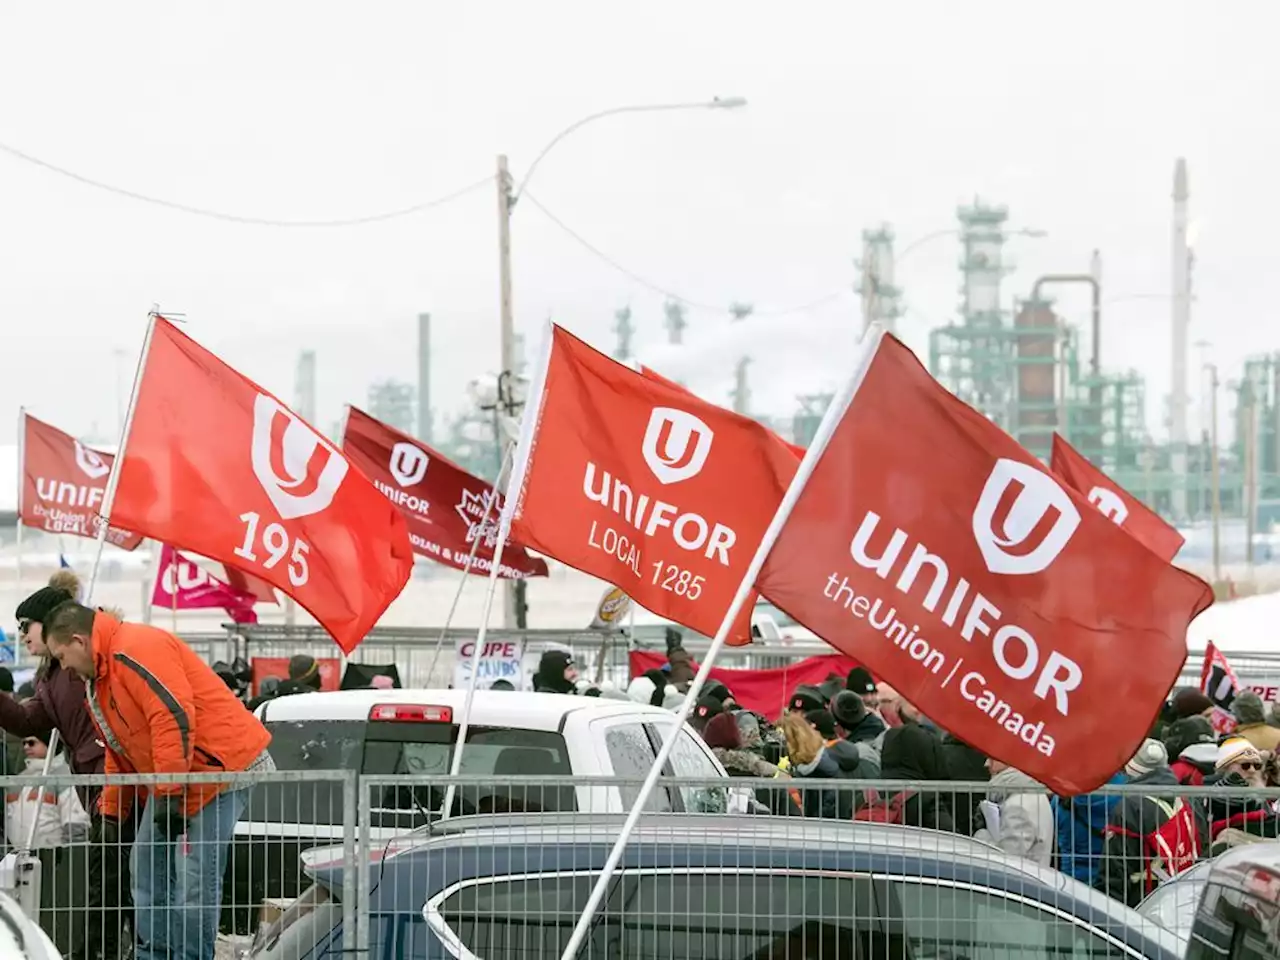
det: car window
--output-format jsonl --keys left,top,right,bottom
{"left": 364, "top": 724, "right": 575, "bottom": 815}
{"left": 885, "top": 880, "right": 1128, "bottom": 959}
{"left": 621, "top": 871, "right": 886, "bottom": 958}
{"left": 604, "top": 724, "right": 673, "bottom": 812}
{"left": 251, "top": 720, "right": 365, "bottom": 825}
{"left": 434, "top": 874, "right": 614, "bottom": 959}
{"left": 655, "top": 723, "right": 729, "bottom": 813}
{"left": 1186, "top": 879, "right": 1280, "bottom": 960}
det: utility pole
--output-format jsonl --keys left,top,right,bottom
{"left": 496, "top": 155, "right": 520, "bottom": 629}
{"left": 1243, "top": 376, "right": 1258, "bottom": 569}
{"left": 1207, "top": 362, "right": 1221, "bottom": 584}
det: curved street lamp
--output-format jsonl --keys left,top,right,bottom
{"left": 489, "top": 97, "right": 747, "bottom": 628}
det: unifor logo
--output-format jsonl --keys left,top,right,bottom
{"left": 389, "top": 441, "right": 429, "bottom": 488}
{"left": 163, "top": 555, "right": 210, "bottom": 594}
{"left": 641, "top": 407, "right": 713, "bottom": 485}
{"left": 972, "top": 458, "right": 1080, "bottom": 576}
{"left": 73, "top": 440, "right": 110, "bottom": 481}
{"left": 1087, "top": 485, "right": 1129, "bottom": 525}
{"left": 250, "top": 394, "right": 349, "bottom": 521}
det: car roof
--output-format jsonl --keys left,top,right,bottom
{"left": 259, "top": 688, "right": 677, "bottom": 729}
{"left": 307, "top": 812, "right": 1184, "bottom": 956}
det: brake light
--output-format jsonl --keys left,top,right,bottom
{"left": 368, "top": 704, "right": 453, "bottom": 723}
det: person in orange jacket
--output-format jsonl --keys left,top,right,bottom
{"left": 43, "top": 601, "right": 274, "bottom": 960}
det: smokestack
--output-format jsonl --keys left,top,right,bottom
{"left": 1170, "top": 158, "right": 1190, "bottom": 519}
{"left": 417, "top": 313, "right": 433, "bottom": 444}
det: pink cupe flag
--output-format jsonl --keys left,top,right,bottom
{"left": 152, "top": 544, "right": 262, "bottom": 624}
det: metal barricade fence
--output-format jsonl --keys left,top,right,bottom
{"left": 14, "top": 769, "right": 1278, "bottom": 957}
{"left": 345, "top": 773, "right": 1280, "bottom": 960}
{"left": 0, "top": 769, "right": 355, "bottom": 960}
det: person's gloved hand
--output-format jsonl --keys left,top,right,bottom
{"left": 89, "top": 814, "right": 121, "bottom": 847}
{"left": 151, "top": 796, "right": 187, "bottom": 841}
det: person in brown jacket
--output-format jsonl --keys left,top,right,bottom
{"left": 43, "top": 601, "right": 274, "bottom": 960}
{"left": 4, "top": 576, "right": 128, "bottom": 960}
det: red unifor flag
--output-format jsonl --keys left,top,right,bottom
{"left": 1200, "top": 642, "right": 1242, "bottom": 736}
{"left": 340, "top": 406, "right": 548, "bottom": 580}
{"left": 107, "top": 317, "right": 414, "bottom": 653}
{"left": 18, "top": 412, "right": 144, "bottom": 550}
{"left": 755, "top": 330, "right": 1213, "bottom": 795}
{"left": 508, "top": 325, "right": 798, "bottom": 643}
{"left": 637, "top": 362, "right": 807, "bottom": 459}
{"left": 1051, "top": 433, "right": 1185, "bottom": 563}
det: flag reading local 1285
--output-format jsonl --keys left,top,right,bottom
{"left": 756, "top": 333, "right": 1213, "bottom": 795}
{"left": 638, "top": 363, "right": 807, "bottom": 459}
{"left": 510, "top": 325, "right": 798, "bottom": 643}
{"left": 108, "top": 317, "right": 414, "bottom": 653}
{"left": 1051, "top": 433, "right": 1185, "bottom": 563}
{"left": 18, "top": 412, "right": 143, "bottom": 550}
{"left": 341, "top": 406, "right": 548, "bottom": 580}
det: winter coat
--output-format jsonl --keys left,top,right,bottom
{"left": 791, "top": 746, "right": 854, "bottom": 820}
{"left": 531, "top": 650, "right": 577, "bottom": 694}
{"left": 1095, "top": 766, "right": 1207, "bottom": 908}
{"left": 972, "top": 767, "right": 1054, "bottom": 867}
{"left": 825, "top": 738, "right": 878, "bottom": 779}
{"left": 940, "top": 734, "right": 989, "bottom": 837}
{"left": 877, "top": 723, "right": 955, "bottom": 832}
{"left": 88, "top": 613, "right": 273, "bottom": 820}
{"left": 1202, "top": 770, "right": 1280, "bottom": 849}
{"left": 665, "top": 648, "right": 697, "bottom": 691}
{"left": 1054, "top": 772, "right": 1123, "bottom": 885}
{"left": 714, "top": 747, "right": 780, "bottom": 780}
{"left": 0, "top": 660, "right": 105, "bottom": 810}
{"left": 841, "top": 712, "right": 886, "bottom": 745}
{"left": 1170, "top": 743, "right": 1218, "bottom": 786}
{"left": 1235, "top": 721, "right": 1280, "bottom": 754}
{"left": 5, "top": 754, "right": 91, "bottom": 848}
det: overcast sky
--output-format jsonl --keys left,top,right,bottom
{"left": 1, "top": 1, "right": 1275, "bottom": 447}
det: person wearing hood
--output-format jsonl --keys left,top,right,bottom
{"left": 736, "top": 710, "right": 785, "bottom": 767}
{"left": 627, "top": 669, "right": 676, "bottom": 707}
{"left": 1097, "top": 739, "right": 1206, "bottom": 907}
{"left": 778, "top": 712, "right": 852, "bottom": 820}
{"left": 1164, "top": 716, "right": 1218, "bottom": 786}
{"left": 972, "top": 757, "right": 1053, "bottom": 866}
{"left": 6, "top": 730, "right": 91, "bottom": 848}
{"left": 1230, "top": 691, "right": 1280, "bottom": 753}
{"left": 805, "top": 709, "right": 877, "bottom": 778}
{"left": 875, "top": 723, "right": 955, "bottom": 832}
{"left": 532, "top": 650, "right": 578, "bottom": 694}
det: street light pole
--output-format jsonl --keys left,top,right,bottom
{"left": 493, "top": 97, "right": 745, "bottom": 628}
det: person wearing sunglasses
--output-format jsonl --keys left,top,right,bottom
{"left": 1, "top": 576, "right": 127, "bottom": 960}
{"left": 1215, "top": 736, "right": 1267, "bottom": 788}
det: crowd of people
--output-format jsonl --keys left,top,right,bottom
{"left": 527, "top": 630, "right": 1280, "bottom": 912}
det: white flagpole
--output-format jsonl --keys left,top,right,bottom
{"left": 85, "top": 312, "right": 159, "bottom": 605}
{"left": 424, "top": 445, "right": 511, "bottom": 688}
{"left": 441, "top": 320, "right": 554, "bottom": 819}
{"left": 14, "top": 407, "right": 24, "bottom": 591}
{"left": 559, "top": 324, "right": 888, "bottom": 958}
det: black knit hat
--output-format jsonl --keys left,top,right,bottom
{"left": 15, "top": 586, "right": 75, "bottom": 626}
{"left": 805, "top": 709, "right": 837, "bottom": 740}
{"left": 845, "top": 666, "right": 876, "bottom": 697}
{"left": 831, "top": 690, "right": 867, "bottom": 730}
{"left": 789, "top": 685, "right": 825, "bottom": 714}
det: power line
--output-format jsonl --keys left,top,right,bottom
{"left": 521, "top": 191, "right": 850, "bottom": 318}
{"left": 0, "top": 140, "right": 492, "bottom": 227}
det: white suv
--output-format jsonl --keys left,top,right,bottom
{"left": 227, "top": 689, "right": 731, "bottom": 932}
